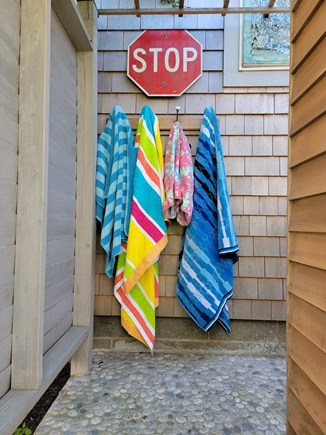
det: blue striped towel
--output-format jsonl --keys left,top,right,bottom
{"left": 96, "top": 105, "right": 137, "bottom": 278}
{"left": 176, "top": 106, "right": 239, "bottom": 333}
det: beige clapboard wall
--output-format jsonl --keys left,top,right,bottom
{"left": 0, "top": 0, "right": 20, "bottom": 400}
{"left": 287, "top": 0, "right": 326, "bottom": 433}
{"left": 43, "top": 10, "right": 77, "bottom": 355}
{"left": 95, "top": 2, "right": 289, "bottom": 322}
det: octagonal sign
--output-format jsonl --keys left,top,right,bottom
{"left": 127, "top": 30, "right": 202, "bottom": 97}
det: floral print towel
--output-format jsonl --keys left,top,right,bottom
{"left": 163, "top": 121, "right": 194, "bottom": 226}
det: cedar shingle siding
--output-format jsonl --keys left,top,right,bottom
{"left": 95, "top": 2, "right": 288, "bottom": 321}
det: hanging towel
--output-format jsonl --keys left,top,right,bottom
{"left": 163, "top": 121, "right": 194, "bottom": 226}
{"left": 176, "top": 105, "right": 239, "bottom": 333}
{"left": 95, "top": 105, "right": 137, "bottom": 278}
{"left": 114, "top": 106, "right": 168, "bottom": 351}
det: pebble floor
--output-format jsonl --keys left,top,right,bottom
{"left": 35, "top": 350, "right": 286, "bottom": 435}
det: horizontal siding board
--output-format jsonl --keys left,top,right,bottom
{"left": 50, "top": 67, "right": 76, "bottom": 109}
{"left": 288, "top": 325, "right": 326, "bottom": 397}
{"left": 288, "top": 232, "right": 326, "bottom": 270}
{"left": 46, "top": 238, "right": 75, "bottom": 265}
{"left": 291, "top": 37, "right": 326, "bottom": 105}
{"left": 0, "top": 40, "right": 20, "bottom": 89}
{"left": 51, "top": 43, "right": 76, "bottom": 78}
{"left": 47, "top": 192, "right": 76, "bottom": 219}
{"left": 290, "top": 115, "right": 326, "bottom": 167}
{"left": 44, "top": 295, "right": 73, "bottom": 335}
{"left": 291, "top": 0, "right": 324, "bottom": 43}
{"left": 50, "top": 54, "right": 76, "bottom": 94}
{"left": 47, "top": 158, "right": 76, "bottom": 197}
{"left": 288, "top": 262, "right": 326, "bottom": 312}
{"left": 0, "top": 112, "right": 19, "bottom": 147}
{"left": 0, "top": 140, "right": 18, "bottom": 184}
{"left": 0, "top": 247, "right": 15, "bottom": 279}
{"left": 290, "top": 74, "right": 326, "bottom": 135}
{"left": 0, "top": 306, "right": 13, "bottom": 342}
{"left": 287, "top": 422, "right": 296, "bottom": 435}
{"left": 289, "top": 194, "right": 326, "bottom": 233}
{"left": 49, "top": 141, "right": 76, "bottom": 168}
{"left": 0, "top": 0, "right": 20, "bottom": 51}
{"left": 0, "top": 72, "right": 19, "bottom": 123}
{"left": 49, "top": 86, "right": 77, "bottom": 124}
{"left": 46, "top": 216, "right": 75, "bottom": 241}
{"left": 0, "top": 41, "right": 18, "bottom": 67}
{"left": 50, "top": 52, "right": 76, "bottom": 84}
{"left": 43, "top": 313, "right": 72, "bottom": 354}
{"left": 287, "top": 389, "right": 324, "bottom": 435}
{"left": 0, "top": 366, "right": 11, "bottom": 400}
{"left": 50, "top": 102, "right": 77, "bottom": 138}
{"left": 0, "top": 183, "right": 17, "bottom": 215}
{"left": 49, "top": 127, "right": 76, "bottom": 161}
{"left": 289, "top": 153, "right": 326, "bottom": 199}
{"left": 44, "top": 277, "right": 74, "bottom": 311}
{"left": 0, "top": 335, "right": 11, "bottom": 373}
{"left": 0, "top": 276, "right": 14, "bottom": 311}
{"left": 288, "top": 293, "right": 326, "bottom": 353}
{"left": 51, "top": 48, "right": 76, "bottom": 82}
{"left": 291, "top": 1, "right": 326, "bottom": 73}
{"left": 45, "top": 258, "right": 74, "bottom": 289}
{"left": 291, "top": 0, "right": 302, "bottom": 13}
{"left": 288, "top": 359, "right": 326, "bottom": 433}
{"left": 0, "top": 215, "right": 16, "bottom": 246}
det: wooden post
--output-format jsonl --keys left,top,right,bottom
{"left": 71, "top": 0, "right": 97, "bottom": 375}
{"left": 11, "top": 0, "right": 51, "bottom": 390}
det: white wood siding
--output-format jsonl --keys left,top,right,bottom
{"left": 0, "top": 0, "right": 20, "bottom": 399}
{"left": 44, "top": 10, "right": 77, "bottom": 354}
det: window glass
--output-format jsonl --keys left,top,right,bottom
{"left": 241, "top": 0, "right": 290, "bottom": 69}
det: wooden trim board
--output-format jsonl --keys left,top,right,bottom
{"left": 12, "top": 0, "right": 51, "bottom": 390}
{"left": 71, "top": 1, "right": 97, "bottom": 375}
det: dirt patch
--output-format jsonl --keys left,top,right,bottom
{"left": 15, "top": 363, "right": 70, "bottom": 434}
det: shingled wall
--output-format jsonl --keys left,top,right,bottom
{"left": 95, "top": 0, "right": 288, "bottom": 323}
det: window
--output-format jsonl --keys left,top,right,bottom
{"left": 242, "top": 0, "right": 290, "bottom": 69}
{"left": 223, "top": 0, "right": 290, "bottom": 87}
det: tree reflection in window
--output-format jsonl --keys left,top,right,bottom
{"left": 242, "top": 0, "right": 290, "bottom": 69}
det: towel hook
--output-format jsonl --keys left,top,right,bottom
{"left": 176, "top": 106, "right": 180, "bottom": 121}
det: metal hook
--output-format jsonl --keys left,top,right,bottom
{"left": 176, "top": 106, "right": 180, "bottom": 121}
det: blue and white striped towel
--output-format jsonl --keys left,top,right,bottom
{"left": 96, "top": 105, "right": 137, "bottom": 277}
{"left": 176, "top": 105, "right": 239, "bottom": 333}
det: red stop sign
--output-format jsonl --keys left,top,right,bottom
{"left": 127, "top": 30, "right": 202, "bottom": 97}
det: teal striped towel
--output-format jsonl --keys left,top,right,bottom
{"left": 96, "top": 105, "right": 137, "bottom": 277}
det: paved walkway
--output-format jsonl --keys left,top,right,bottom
{"left": 35, "top": 351, "right": 286, "bottom": 434}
